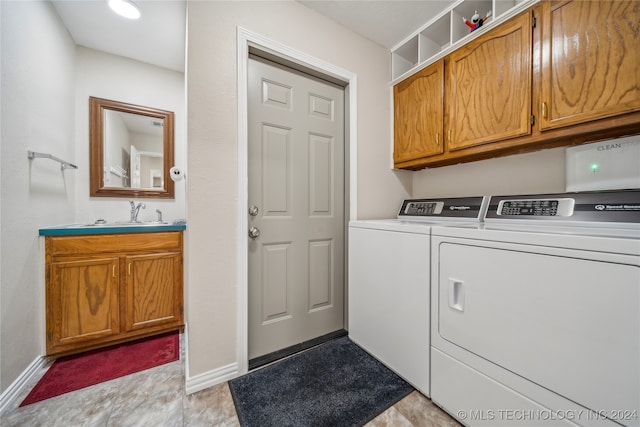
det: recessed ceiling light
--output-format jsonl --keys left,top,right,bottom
{"left": 108, "top": 0, "right": 141, "bottom": 20}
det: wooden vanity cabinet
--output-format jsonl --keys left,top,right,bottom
{"left": 539, "top": 0, "right": 640, "bottom": 131}
{"left": 45, "top": 232, "right": 184, "bottom": 357}
{"left": 394, "top": 60, "right": 444, "bottom": 164}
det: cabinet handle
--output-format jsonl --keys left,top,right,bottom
{"left": 112, "top": 265, "right": 116, "bottom": 278}
{"left": 447, "top": 129, "right": 452, "bottom": 143}
{"left": 436, "top": 133, "right": 439, "bottom": 145}
{"left": 541, "top": 102, "right": 548, "bottom": 119}
{"left": 128, "top": 263, "right": 132, "bottom": 276}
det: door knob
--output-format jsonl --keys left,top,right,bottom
{"left": 248, "top": 226, "right": 261, "bottom": 239}
{"left": 248, "top": 205, "right": 259, "bottom": 216}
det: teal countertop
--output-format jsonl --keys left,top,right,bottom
{"left": 39, "top": 222, "right": 187, "bottom": 236}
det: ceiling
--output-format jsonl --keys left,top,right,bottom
{"left": 299, "top": 0, "right": 453, "bottom": 49}
{"left": 51, "top": 0, "right": 187, "bottom": 72}
{"left": 51, "top": 0, "right": 455, "bottom": 73}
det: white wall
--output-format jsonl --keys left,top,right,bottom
{"left": 186, "top": 0, "right": 411, "bottom": 381}
{"left": 74, "top": 47, "right": 186, "bottom": 224}
{"left": 0, "top": 0, "right": 76, "bottom": 394}
{"left": 0, "top": 3, "right": 187, "bottom": 396}
{"left": 412, "top": 147, "right": 567, "bottom": 197}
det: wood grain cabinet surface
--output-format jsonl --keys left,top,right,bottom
{"left": 394, "top": 0, "right": 640, "bottom": 170}
{"left": 539, "top": 0, "right": 640, "bottom": 130}
{"left": 45, "top": 232, "right": 184, "bottom": 357}
{"left": 394, "top": 60, "right": 444, "bottom": 164}
{"left": 446, "top": 11, "right": 532, "bottom": 151}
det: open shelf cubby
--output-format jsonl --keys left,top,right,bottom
{"left": 391, "top": 0, "right": 533, "bottom": 82}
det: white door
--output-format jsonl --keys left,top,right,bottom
{"left": 248, "top": 56, "right": 345, "bottom": 361}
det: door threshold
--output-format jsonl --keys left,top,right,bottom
{"left": 248, "top": 329, "right": 347, "bottom": 371}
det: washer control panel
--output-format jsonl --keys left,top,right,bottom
{"left": 402, "top": 201, "right": 444, "bottom": 216}
{"left": 497, "top": 198, "right": 575, "bottom": 217}
{"left": 398, "top": 196, "right": 488, "bottom": 221}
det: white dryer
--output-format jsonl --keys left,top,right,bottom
{"left": 430, "top": 190, "right": 640, "bottom": 426}
{"left": 349, "top": 196, "right": 488, "bottom": 396}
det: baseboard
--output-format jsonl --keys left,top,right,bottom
{"left": 185, "top": 362, "right": 239, "bottom": 395}
{"left": 0, "top": 356, "right": 48, "bottom": 415}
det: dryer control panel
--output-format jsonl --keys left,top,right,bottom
{"left": 497, "top": 198, "right": 575, "bottom": 217}
{"left": 486, "top": 190, "right": 640, "bottom": 226}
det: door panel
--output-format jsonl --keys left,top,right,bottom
{"left": 261, "top": 243, "right": 291, "bottom": 323}
{"left": 309, "top": 134, "right": 333, "bottom": 216}
{"left": 262, "top": 125, "right": 291, "bottom": 215}
{"left": 248, "top": 56, "right": 345, "bottom": 360}
{"left": 308, "top": 239, "right": 333, "bottom": 311}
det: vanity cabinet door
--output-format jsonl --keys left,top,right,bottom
{"left": 539, "top": 0, "right": 640, "bottom": 130}
{"left": 47, "top": 257, "right": 120, "bottom": 354}
{"left": 123, "top": 252, "right": 183, "bottom": 332}
{"left": 445, "top": 11, "right": 533, "bottom": 151}
{"left": 394, "top": 60, "right": 444, "bottom": 166}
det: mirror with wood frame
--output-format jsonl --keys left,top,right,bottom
{"left": 89, "top": 96, "right": 175, "bottom": 198}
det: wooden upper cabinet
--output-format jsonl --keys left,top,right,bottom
{"left": 394, "top": 60, "right": 444, "bottom": 164}
{"left": 540, "top": 0, "right": 640, "bottom": 130}
{"left": 446, "top": 11, "right": 533, "bottom": 151}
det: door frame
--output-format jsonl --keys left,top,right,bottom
{"left": 236, "top": 27, "right": 358, "bottom": 375}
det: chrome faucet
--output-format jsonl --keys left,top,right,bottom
{"left": 129, "top": 200, "right": 146, "bottom": 222}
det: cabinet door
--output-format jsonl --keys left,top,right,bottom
{"left": 394, "top": 60, "right": 444, "bottom": 164}
{"left": 446, "top": 12, "right": 532, "bottom": 151}
{"left": 47, "top": 257, "right": 120, "bottom": 353}
{"left": 123, "top": 252, "right": 183, "bottom": 332}
{"left": 540, "top": 0, "right": 640, "bottom": 130}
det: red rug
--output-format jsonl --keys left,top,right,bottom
{"left": 20, "top": 332, "right": 179, "bottom": 406}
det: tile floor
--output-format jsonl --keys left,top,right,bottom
{"left": 1, "top": 335, "right": 461, "bottom": 426}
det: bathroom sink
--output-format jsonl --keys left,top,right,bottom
{"left": 110, "top": 221, "right": 169, "bottom": 226}
{"left": 81, "top": 219, "right": 169, "bottom": 226}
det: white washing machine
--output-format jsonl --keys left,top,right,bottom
{"left": 348, "top": 196, "right": 488, "bottom": 396}
{"left": 430, "top": 190, "right": 640, "bottom": 426}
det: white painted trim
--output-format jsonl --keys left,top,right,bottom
{"left": 0, "top": 356, "right": 48, "bottom": 415}
{"left": 184, "top": 322, "right": 240, "bottom": 394}
{"left": 236, "top": 27, "right": 250, "bottom": 378}
{"left": 185, "top": 362, "right": 240, "bottom": 395}
{"left": 236, "top": 26, "right": 358, "bottom": 378}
